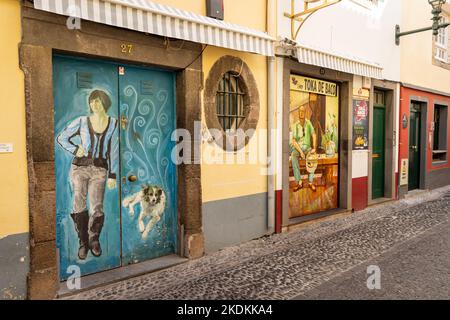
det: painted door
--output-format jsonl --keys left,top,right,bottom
{"left": 54, "top": 55, "right": 177, "bottom": 280}
{"left": 54, "top": 56, "right": 121, "bottom": 280}
{"left": 288, "top": 75, "right": 340, "bottom": 218}
{"left": 119, "top": 65, "right": 178, "bottom": 265}
{"left": 408, "top": 107, "right": 421, "bottom": 191}
{"left": 372, "top": 106, "right": 385, "bottom": 199}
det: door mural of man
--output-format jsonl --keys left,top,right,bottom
{"left": 290, "top": 103, "right": 318, "bottom": 192}
{"left": 57, "top": 90, "right": 118, "bottom": 260}
{"left": 289, "top": 75, "right": 340, "bottom": 218}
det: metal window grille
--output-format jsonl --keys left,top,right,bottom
{"left": 216, "top": 72, "right": 246, "bottom": 133}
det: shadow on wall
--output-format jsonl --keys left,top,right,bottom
{"left": 0, "top": 233, "right": 29, "bottom": 300}
{"left": 202, "top": 193, "right": 269, "bottom": 253}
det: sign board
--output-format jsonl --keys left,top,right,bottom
{"left": 400, "top": 159, "right": 408, "bottom": 186}
{"left": 352, "top": 100, "right": 369, "bottom": 150}
{"left": 290, "top": 75, "right": 338, "bottom": 97}
{"left": 0, "top": 143, "right": 13, "bottom": 153}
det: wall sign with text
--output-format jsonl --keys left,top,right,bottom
{"left": 352, "top": 99, "right": 369, "bottom": 150}
{"left": 400, "top": 159, "right": 409, "bottom": 186}
{"left": 291, "top": 75, "right": 338, "bottom": 97}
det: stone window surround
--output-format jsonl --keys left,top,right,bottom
{"left": 20, "top": 3, "right": 204, "bottom": 299}
{"left": 204, "top": 55, "right": 260, "bottom": 151}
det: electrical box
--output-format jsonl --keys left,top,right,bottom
{"left": 206, "top": 0, "right": 224, "bottom": 20}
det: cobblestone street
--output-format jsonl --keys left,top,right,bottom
{"left": 63, "top": 186, "right": 450, "bottom": 300}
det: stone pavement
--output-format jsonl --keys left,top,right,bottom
{"left": 295, "top": 220, "right": 450, "bottom": 300}
{"left": 62, "top": 186, "right": 450, "bottom": 300}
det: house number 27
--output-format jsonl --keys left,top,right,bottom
{"left": 121, "top": 44, "right": 133, "bottom": 54}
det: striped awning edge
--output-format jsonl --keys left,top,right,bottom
{"left": 33, "top": 0, "right": 275, "bottom": 57}
{"left": 296, "top": 45, "right": 383, "bottom": 79}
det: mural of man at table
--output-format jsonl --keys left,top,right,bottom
{"left": 289, "top": 75, "right": 340, "bottom": 218}
{"left": 57, "top": 90, "right": 118, "bottom": 260}
{"left": 291, "top": 104, "right": 318, "bottom": 192}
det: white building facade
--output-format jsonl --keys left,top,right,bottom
{"left": 271, "top": 0, "right": 402, "bottom": 230}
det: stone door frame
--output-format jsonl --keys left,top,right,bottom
{"left": 20, "top": 2, "right": 204, "bottom": 299}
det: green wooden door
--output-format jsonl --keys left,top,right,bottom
{"left": 372, "top": 106, "right": 385, "bottom": 199}
{"left": 408, "top": 107, "right": 421, "bottom": 191}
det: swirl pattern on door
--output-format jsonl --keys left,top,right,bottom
{"left": 120, "top": 85, "right": 171, "bottom": 238}
{"left": 119, "top": 66, "right": 177, "bottom": 265}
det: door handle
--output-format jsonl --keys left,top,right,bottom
{"left": 372, "top": 154, "right": 380, "bottom": 159}
{"left": 128, "top": 175, "right": 138, "bottom": 182}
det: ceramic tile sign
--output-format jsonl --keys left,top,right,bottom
{"left": 400, "top": 159, "right": 409, "bottom": 186}
{"left": 353, "top": 99, "right": 369, "bottom": 150}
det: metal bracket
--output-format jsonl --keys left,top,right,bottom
{"left": 284, "top": 0, "right": 341, "bottom": 41}
{"left": 396, "top": 23, "right": 450, "bottom": 46}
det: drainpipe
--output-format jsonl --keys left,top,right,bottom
{"left": 267, "top": 0, "right": 276, "bottom": 232}
{"left": 275, "top": 55, "right": 284, "bottom": 234}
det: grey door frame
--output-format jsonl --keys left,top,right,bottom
{"left": 368, "top": 80, "right": 398, "bottom": 204}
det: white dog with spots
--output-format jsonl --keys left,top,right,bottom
{"left": 122, "top": 185, "right": 166, "bottom": 239}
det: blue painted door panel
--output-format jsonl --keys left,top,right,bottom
{"left": 54, "top": 55, "right": 177, "bottom": 280}
{"left": 53, "top": 55, "right": 121, "bottom": 280}
{"left": 119, "top": 65, "right": 178, "bottom": 265}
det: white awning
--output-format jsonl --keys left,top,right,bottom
{"left": 296, "top": 45, "right": 383, "bottom": 79}
{"left": 33, "top": 0, "right": 275, "bottom": 56}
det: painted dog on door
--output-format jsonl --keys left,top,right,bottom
{"left": 122, "top": 185, "right": 167, "bottom": 239}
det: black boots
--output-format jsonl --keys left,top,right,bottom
{"left": 70, "top": 211, "right": 89, "bottom": 260}
{"left": 88, "top": 215, "right": 104, "bottom": 257}
{"left": 71, "top": 212, "right": 105, "bottom": 259}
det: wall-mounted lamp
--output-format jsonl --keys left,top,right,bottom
{"left": 395, "top": 0, "right": 449, "bottom": 45}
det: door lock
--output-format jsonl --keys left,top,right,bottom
{"left": 128, "top": 175, "right": 138, "bottom": 182}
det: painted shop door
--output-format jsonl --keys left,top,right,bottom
{"left": 54, "top": 55, "right": 177, "bottom": 280}
{"left": 288, "top": 75, "right": 340, "bottom": 218}
{"left": 408, "top": 105, "right": 421, "bottom": 191}
{"left": 372, "top": 104, "right": 386, "bottom": 199}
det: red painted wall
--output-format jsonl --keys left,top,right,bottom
{"left": 352, "top": 177, "right": 368, "bottom": 211}
{"left": 275, "top": 190, "right": 282, "bottom": 233}
{"left": 399, "top": 87, "right": 450, "bottom": 175}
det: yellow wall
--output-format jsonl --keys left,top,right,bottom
{"left": 400, "top": 0, "right": 450, "bottom": 93}
{"left": 0, "top": 0, "right": 28, "bottom": 237}
{"left": 201, "top": 47, "right": 268, "bottom": 203}
{"left": 154, "top": 0, "right": 269, "bottom": 202}
{"left": 0, "top": 0, "right": 269, "bottom": 225}
{"left": 155, "top": 0, "right": 267, "bottom": 31}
